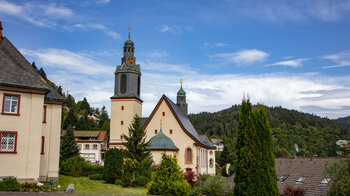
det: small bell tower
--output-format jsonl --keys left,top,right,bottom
{"left": 110, "top": 28, "right": 142, "bottom": 149}
{"left": 176, "top": 79, "right": 188, "bottom": 116}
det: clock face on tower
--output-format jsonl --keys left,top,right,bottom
{"left": 128, "top": 57, "right": 134, "bottom": 64}
{"left": 122, "top": 58, "right": 125, "bottom": 63}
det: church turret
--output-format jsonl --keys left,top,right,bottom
{"left": 110, "top": 28, "right": 142, "bottom": 149}
{"left": 176, "top": 79, "right": 188, "bottom": 116}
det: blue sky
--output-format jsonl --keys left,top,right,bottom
{"left": 1, "top": 0, "right": 350, "bottom": 119}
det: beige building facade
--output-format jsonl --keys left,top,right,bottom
{"left": 0, "top": 23, "right": 64, "bottom": 182}
{"left": 110, "top": 33, "right": 216, "bottom": 175}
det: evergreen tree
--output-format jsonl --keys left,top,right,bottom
{"left": 218, "top": 138, "right": 235, "bottom": 166}
{"left": 253, "top": 106, "right": 279, "bottom": 195}
{"left": 60, "top": 127, "right": 79, "bottom": 161}
{"left": 103, "top": 148, "right": 124, "bottom": 184}
{"left": 66, "top": 94, "right": 76, "bottom": 109}
{"left": 31, "top": 61, "right": 38, "bottom": 71}
{"left": 148, "top": 153, "right": 191, "bottom": 195}
{"left": 233, "top": 99, "right": 260, "bottom": 195}
{"left": 63, "top": 108, "right": 78, "bottom": 129}
{"left": 39, "top": 68, "right": 47, "bottom": 80}
{"left": 79, "top": 97, "right": 91, "bottom": 113}
{"left": 122, "top": 115, "right": 151, "bottom": 162}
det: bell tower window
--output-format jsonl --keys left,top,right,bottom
{"left": 137, "top": 76, "right": 140, "bottom": 95}
{"left": 120, "top": 74, "right": 127, "bottom": 94}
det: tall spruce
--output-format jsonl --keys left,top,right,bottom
{"left": 234, "top": 99, "right": 278, "bottom": 195}
{"left": 63, "top": 108, "right": 78, "bottom": 129}
{"left": 254, "top": 106, "right": 278, "bottom": 195}
{"left": 103, "top": 148, "right": 124, "bottom": 183}
{"left": 234, "top": 99, "right": 260, "bottom": 195}
{"left": 122, "top": 114, "right": 151, "bottom": 162}
{"left": 60, "top": 126, "right": 79, "bottom": 161}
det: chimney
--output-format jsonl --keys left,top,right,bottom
{"left": 0, "top": 21, "right": 3, "bottom": 45}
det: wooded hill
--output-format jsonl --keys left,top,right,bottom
{"left": 189, "top": 105, "right": 350, "bottom": 157}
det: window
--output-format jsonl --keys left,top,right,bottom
{"left": 278, "top": 175, "right": 289, "bottom": 181}
{"left": 121, "top": 106, "right": 124, "bottom": 110}
{"left": 170, "top": 129, "right": 173, "bottom": 134}
{"left": 185, "top": 148, "right": 192, "bottom": 164}
{"left": 121, "top": 121, "right": 124, "bottom": 125}
{"left": 89, "top": 137, "right": 96, "bottom": 140}
{"left": 78, "top": 144, "right": 82, "bottom": 150}
{"left": 43, "top": 105, "right": 47, "bottom": 123}
{"left": 2, "top": 93, "right": 20, "bottom": 115}
{"left": 209, "top": 158, "right": 214, "bottom": 167}
{"left": 120, "top": 74, "right": 127, "bottom": 94}
{"left": 155, "top": 129, "right": 158, "bottom": 134}
{"left": 296, "top": 176, "right": 306, "bottom": 183}
{"left": 85, "top": 144, "right": 89, "bottom": 150}
{"left": 120, "top": 135, "right": 123, "bottom": 140}
{"left": 321, "top": 178, "right": 331, "bottom": 184}
{"left": 41, "top": 136, "right": 45, "bottom": 154}
{"left": 0, "top": 131, "right": 17, "bottom": 153}
{"left": 93, "top": 144, "right": 97, "bottom": 150}
{"left": 162, "top": 112, "right": 165, "bottom": 116}
{"left": 137, "top": 76, "right": 140, "bottom": 95}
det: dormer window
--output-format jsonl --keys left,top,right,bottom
{"left": 278, "top": 175, "right": 289, "bottom": 181}
{"left": 296, "top": 176, "right": 306, "bottom": 183}
{"left": 321, "top": 178, "right": 331, "bottom": 184}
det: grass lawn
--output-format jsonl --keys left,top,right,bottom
{"left": 56, "top": 175, "right": 147, "bottom": 195}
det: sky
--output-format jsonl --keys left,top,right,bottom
{"left": 1, "top": 0, "right": 350, "bottom": 119}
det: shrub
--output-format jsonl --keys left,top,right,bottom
{"left": 84, "top": 164, "right": 104, "bottom": 175}
{"left": 89, "top": 174, "right": 103, "bottom": 180}
{"left": 280, "top": 184, "right": 305, "bottom": 196}
{"left": 0, "top": 178, "right": 20, "bottom": 191}
{"left": 197, "top": 174, "right": 210, "bottom": 186}
{"left": 132, "top": 176, "right": 150, "bottom": 187}
{"left": 20, "top": 182, "right": 43, "bottom": 192}
{"left": 190, "top": 186, "right": 209, "bottom": 196}
{"left": 60, "top": 155, "right": 89, "bottom": 176}
{"left": 192, "top": 176, "right": 231, "bottom": 196}
{"left": 136, "top": 156, "right": 154, "bottom": 179}
{"left": 115, "top": 179, "right": 122, "bottom": 185}
{"left": 207, "top": 176, "right": 224, "bottom": 196}
{"left": 121, "top": 158, "right": 138, "bottom": 187}
{"left": 184, "top": 170, "right": 197, "bottom": 187}
{"left": 148, "top": 153, "right": 191, "bottom": 196}
{"left": 103, "top": 148, "right": 124, "bottom": 184}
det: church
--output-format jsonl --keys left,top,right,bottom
{"left": 109, "top": 32, "right": 216, "bottom": 176}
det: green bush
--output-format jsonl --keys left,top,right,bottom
{"left": 0, "top": 178, "right": 20, "bottom": 191}
{"left": 132, "top": 176, "right": 150, "bottom": 187}
{"left": 89, "top": 174, "right": 103, "bottom": 180}
{"left": 190, "top": 186, "right": 209, "bottom": 196}
{"left": 197, "top": 174, "right": 210, "bottom": 186}
{"left": 84, "top": 164, "right": 104, "bottom": 175}
{"left": 191, "top": 176, "right": 231, "bottom": 196}
{"left": 148, "top": 153, "right": 191, "bottom": 196}
{"left": 121, "top": 158, "right": 138, "bottom": 187}
{"left": 103, "top": 148, "right": 124, "bottom": 184}
{"left": 20, "top": 182, "right": 43, "bottom": 192}
{"left": 136, "top": 156, "right": 154, "bottom": 179}
{"left": 60, "top": 155, "right": 89, "bottom": 176}
{"left": 115, "top": 179, "right": 122, "bottom": 185}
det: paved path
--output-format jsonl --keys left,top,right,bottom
{"left": 0, "top": 192, "right": 143, "bottom": 196}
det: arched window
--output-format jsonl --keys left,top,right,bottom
{"left": 185, "top": 148, "right": 192, "bottom": 164}
{"left": 137, "top": 76, "right": 140, "bottom": 95}
{"left": 209, "top": 158, "right": 214, "bottom": 168}
{"left": 120, "top": 74, "right": 127, "bottom": 94}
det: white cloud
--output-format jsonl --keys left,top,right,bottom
{"left": 215, "top": 42, "right": 229, "bottom": 47}
{"left": 322, "top": 50, "right": 350, "bottom": 68}
{"left": 20, "top": 48, "right": 114, "bottom": 75}
{"left": 265, "top": 58, "right": 308, "bottom": 67}
{"left": 96, "top": 0, "right": 110, "bottom": 4}
{"left": 0, "top": 0, "right": 23, "bottom": 15}
{"left": 144, "top": 50, "right": 169, "bottom": 59}
{"left": 209, "top": 49, "right": 269, "bottom": 65}
{"left": 158, "top": 25, "right": 193, "bottom": 34}
{"left": 203, "top": 42, "right": 229, "bottom": 47}
{"left": 140, "top": 61, "right": 196, "bottom": 74}
{"left": 71, "top": 23, "right": 120, "bottom": 39}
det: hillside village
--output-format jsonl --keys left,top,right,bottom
{"left": 1, "top": 5, "right": 350, "bottom": 195}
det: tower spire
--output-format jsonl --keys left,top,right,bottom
{"left": 176, "top": 79, "right": 188, "bottom": 116}
{"left": 128, "top": 27, "right": 131, "bottom": 39}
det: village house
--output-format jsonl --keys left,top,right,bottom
{"left": 0, "top": 22, "right": 64, "bottom": 182}
{"left": 109, "top": 32, "right": 216, "bottom": 176}
{"left": 211, "top": 138, "right": 224, "bottom": 151}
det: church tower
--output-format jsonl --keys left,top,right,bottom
{"left": 176, "top": 79, "right": 188, "bottom": 116}
{"left": 109, "top": 30, "right": 142, "bottom": 149}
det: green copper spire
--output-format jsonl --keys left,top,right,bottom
{"left": 177, "top": 79, "right": 186, "bottom": 97}
{"left": 124, "top": 27, "right": 134, "bottom": 46}
{"left": 147, "top": 120, "right": 178, "bottom": 150}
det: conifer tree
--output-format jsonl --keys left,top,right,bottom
{"left": 254, "top": 106, "right": 278, "bottom": 195}
{"left": 122, "top": 115, "right": 151, "bottom": 162}
{"left": 103, "top": 148, "right": 124, "bottom": 183}
{"left": 148, "top": 153, "right": 191, "bottom": 195}
{"left": 60, "top": 126, "right": 79, "bottom": 161}
{"left": 233, "top": 98, "right": 261, "bottom": 195}
{"left": 63, "top": 108, "right": 78, "bottom": 129}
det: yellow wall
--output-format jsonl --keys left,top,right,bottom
{"left": 0, "top": 90, "right": 44, "bottom": 181}
{"left": 40, "top": 103, "right": 62, "bottom": 181}
{"left": 144, "top": 99, "right": 198, "bottom": 173}
{"left": 110, "top": 98, "right": 142, "bottom": 146}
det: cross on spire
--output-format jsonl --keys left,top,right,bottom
{"left": 128, "top": 27, "right": 132, "bottom": 39}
